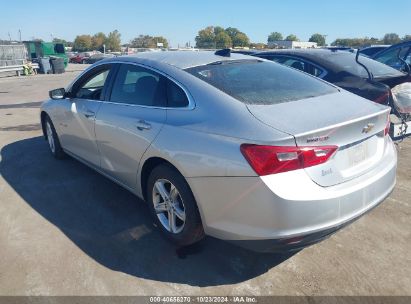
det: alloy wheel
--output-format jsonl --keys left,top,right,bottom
{"left": 152, "top": 179, "right": 186, "bottom": 234}
{"left": 46, "top": 122, "right": 55, "bottom": 154}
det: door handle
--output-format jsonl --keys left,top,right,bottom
{"left": 83, "top": 110, "right": 95, "bottom": 119}
{"left": 136, "top": 120, "right": 152, "bottom": 131}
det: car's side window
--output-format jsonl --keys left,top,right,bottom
{"left": 263, "top": 55, "right": 307, "bottom": 73}
{"left": 281, "top": 58, "right": 306, "bottom": 72}
{"left": 307, "top": 64, "right": 325, "bottom": 78}
{"left": 375, "top": 47, "right": 410, "bottom": 67}
{"left": 110, "top": 64, "right": 167, "bottom": 107}
{"left": 264, "top": 55, "right": 287, "bottom": 64}
{"left": 264, "top": 55, "right": 326, "bottom": 78}
{"left": 73, "top": 68, "right": 110, "bottom": 100}
{"left": 167, "top": 80, "right": 189, "bottom": 108}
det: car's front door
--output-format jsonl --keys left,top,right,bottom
{"left": 58, "top": 64, "right": 113, "bottom": 167}
{"left": 95, "top": 63, "right": 167, "bottom": 189}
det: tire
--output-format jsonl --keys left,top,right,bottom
{"left": 82, "top": 59, "right": 87, "bottom": 64}
{"left": 147, "top": 164, "right": 205, "bottom": 246}
{"left": 44, "top": 116, "right": 65, "bottom": 159}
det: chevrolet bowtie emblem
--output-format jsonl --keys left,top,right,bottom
{"left": 362, "top": 123, "right": 375, "bottom": 134}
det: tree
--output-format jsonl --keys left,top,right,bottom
{"left": 383, "top": 33, "right": 401, "bottom": 45}
{"left": 213, "top": 26, "right": 225, "bottom": 36}
{"left": 232, "top": 32, "right": 250, "bottom": 47}
{"left": 267, "top": 32, "right": 283, "bottom": 42}
{"left": 130, "top": 35, "right": 169, "bottom": 48}
{"left": 249, "top": 42, "right": 267, "bottom": 49}
{"left": 224, "top": 27, "right": 249, "bottom": 47}
{"left": 225, "top": 27, "right": 240, "bottom": 41}
{"left": 331, "top": 37, "right": 385, "bottom": 48}
{"left": 368, "top": 37, "right": 381, "bottom": 45}
{"left": 403, "top": 35, "right": 411, "bottom": 42}
{"left": 105, "top": 30, "right": 121, "bottom": 52}
{"left": 195, "top": 25, "right": 250, "bottom": 49}
{"left": 153, "top": 36, "right": 169, "bottom": 48}
{"left": 225, "top": 27, "right": 249, "bottom": 47}
{"left": 131, "top": 35, "right": 152, "bottom": 48}
{"left": 73, "top": 35, "right": 92, "bottom": 52}
{"left": 285, "top": 34, "right": 299, "bottom": 41}
{"left": 215, "top": 31, "right": 232, "bottom": 48}
{"left": 195, "top": 26, "right": 216, "bottom": 48}
{"left": 52, "top": 38, "right": 67, "bottom": 45}
{"left": 308, "top": 33, "right": 326, "bottom": 46}
{"left": 92, "top": 32, "right": 106, "bottom": 51}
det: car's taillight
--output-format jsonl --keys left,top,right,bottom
{"left": 374, "top": 91, "right": 390, "bottom": 105}
{"left": 240, "top": 144, "right": 338, "bottom": 176}
{"left": 384, "top": 114, "right": 391, "bottom": 136}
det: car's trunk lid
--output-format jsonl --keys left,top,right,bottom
{"left": 247, "top": 91, "right": 390, "bottom": 186}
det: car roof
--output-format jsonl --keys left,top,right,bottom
{"left": 256, "top": 48, "right": 353, "bottom": 59}
{"left": 372, "top": 40, "right": 411, "bottom": 57}
{"left": 104, "top": 51, "right": 253, "bottom": 69}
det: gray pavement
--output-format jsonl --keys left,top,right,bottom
{"left": 0, "top": 64, "right": 410, "bottom": 295}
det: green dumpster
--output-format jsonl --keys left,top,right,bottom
{"left": 24, "top": 41, "right": 68, "bottom": 67}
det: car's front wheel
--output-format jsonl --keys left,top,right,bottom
{"left": 147, "top": 164, "right": 204, "bottom": 246}
{"left": 45, "top": 116, "right": 65, "bottom": 159}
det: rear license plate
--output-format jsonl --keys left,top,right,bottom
{"left": 348, "top": 142, "right": 368, "bottom": 167}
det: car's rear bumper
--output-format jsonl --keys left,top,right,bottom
{"left": 187, "top": 139, "right": 397, "bottom": 251}
{"left": 228, "top": 186, "right": 393, "bottom": 252}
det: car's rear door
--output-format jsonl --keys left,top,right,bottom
{"left": 95, "top": 63, "right": 167, "bottom": 190}
{"left": 57, "top": 64, "right": 114, "bottom": 167}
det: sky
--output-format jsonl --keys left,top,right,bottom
{"left": 1, "top": 0, "right": 410, "bottom": 47}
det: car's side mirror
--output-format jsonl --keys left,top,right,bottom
{"left": 49, "top": 88, "right": 66, "bottom": 100}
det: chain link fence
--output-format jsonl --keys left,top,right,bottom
{"left": 0, "top": 44, "right": 27, "bottom": 67}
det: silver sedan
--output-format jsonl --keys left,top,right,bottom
{"left": 40, "top": 51, "right": 397, "bottom": 252}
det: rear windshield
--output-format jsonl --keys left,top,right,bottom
{"left": 185, "top": 61, "right": 337, "bottom": 105}
{"left": 329, "top": 53, "right": 405, "bottom": 78}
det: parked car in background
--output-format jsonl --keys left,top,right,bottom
{"left": 231, "top": 49, "right": 260, "bottom": 55}
{"left": 253, "top": 49, "right": 411, "bottom": 139}
{"left": 372, "top": 41, "right": 411, "bottom": 72}
{"left": 85, "top": 53, "right": 115, "bottom": 64}
{"left": 359, "top": 45, "right": 390, "bottom": 57}
{"left": 65, "top": 51, "right": 77, "bottom": 60}
{"left": 70, "top": 52, "right": 94, "bottom": 64}
{"left": 41, "top": 51, "right": 396, "bottom": 252}
{"left": 323, "top": 46, "right": 354, "bottom": 52}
